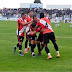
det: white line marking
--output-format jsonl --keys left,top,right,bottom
{"left": 0, "top": 33, "right": 72, "bottom": 38}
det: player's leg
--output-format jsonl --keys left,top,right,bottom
{"left": 29, "top": 36, "right": 36, "bottom": 57}
{"left": 18, "top": 36, "right": 24, "bottom": 56}
{"left": 58, "top": 24, "right": 60, "bottom": 27}
{"left": 31, "top": 40, "right": 36, "bottom": 57}
{"left": 24, "top": 35, "right": 28, "bottom": 53}
{"left": 70, "top": 23, "right": 72, "bottom": 28}
{"left": 36, "top": 34, "right": 44, "bottom": 56}
{"left": 26, "top": 35, "right": 31, "bottom": 51}
{"left": 53, "top": 42, "right": 60, "bottom": 57}
{"left": 27, "top": 40, "right": 31, "bottom": 51}
{"left": 37, "top": 40, "right": 41, "bottom": 55}
{"left": 34, "top": 35, "right": 41, "bottom": 55}
{"left": 24, "top": 35, "right": 31, "bottom": 53}
{"left": 50, "top": 32, "right": 60, "bottom": 57}
{"left": 55, "top": 23, "right": 57, "bottom": 27}
{"left": 39, "top": 35, "right": 44, "bottom": 52}
{"left": 40, "top": 42, "right": 44, "bottom": 51}
{"left": 44, "top": 44, "right": 52, "bottom": 59}
{"left": 29, "top": 41, "right": 31, "bottom": 47}
{"left": 43, "top": 33, "right": 52, "bottom": 59}
{"left": 14, "top": 43, "right": 19, "bottom": 53}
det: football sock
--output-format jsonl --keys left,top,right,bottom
{"left": 16, "top": 43, "right": 19, "bottom": 47}
{"left": 19, "top": 45, "right": 22, "bottom": 53}
{"left": 32, "top": 52, "right": 35, "bottom": 55}
{"left": 29, "top": 42, "right": 31, "bottom": 47}
{"left": 56, "top": 51, "right": 59, "bottom": 54}
{"left": 40, "top": 43, "right": 44, "bottom": 51}
{"left": 45, "top": 47, "right": 50, "bottom": 54}
{"left": 31, "top": 44, "right": 35, "bottom": 52}
{"left": 25, "top": 40, "right": 28, "bottom": 48}
{"left": 48, "top": 53, "right": 51, "bottom": 56}
{"left": 54, "top": 43, "right": 58, "bottom": 51}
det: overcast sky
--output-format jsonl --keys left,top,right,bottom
{"left": 0, "top": 0, "right": 72, "bottom": 8}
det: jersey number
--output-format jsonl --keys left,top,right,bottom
{"left": 46, "top": 22, "right": 48, "bottom": 28}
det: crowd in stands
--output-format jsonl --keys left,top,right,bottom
{"left": 0, "top": 8, "right": 72, "bottom": 19}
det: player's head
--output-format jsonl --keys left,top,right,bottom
{"left": 31, "top": 23, "right": 36, "bottom": 28}
{"left": 21, "top": 12, "right": 27, "bottom": 19}
{"left": 33, "top": 15, "right": 37, "bottom": 23}
{"left": 40, "top": 13, "right": 44, "bottom": 19}
{"left": 29, "top": 10, "right": 33, "bottom": 17}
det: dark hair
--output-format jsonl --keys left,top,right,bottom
{"left": 29, "top": 10, "right": 33, "bottom": 13}
{"left": 40, "top": 13, "right": 44, "bottom": 19}
{"left": 21, "top": 12, "right": 26, "bottom": 16}
{"left": 33, "top": 15, "right": 37, "bottom": 19}
{"left": 31, "top": 23, "right": 36, "bottom": 28}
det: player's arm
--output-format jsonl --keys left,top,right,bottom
{"left": 33, "top": 21, "right": 40, "bottom": 30}
{"left": 20, "top": 21, "right": 33, "bottom": 26}
{"left": 40, "top": 29, "right": 45, "bottom": 32}
{"left": 30, "top": 31, "right": 36, "bottom": 35}
{"left": 31, "top": 27, "right": 41, "bottom": 35}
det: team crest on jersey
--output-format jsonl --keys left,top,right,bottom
{"left": 41, "top": 21, "right": 43, "bottom": 22}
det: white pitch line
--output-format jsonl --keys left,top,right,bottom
{"left": 0, "top": 33, "right": 15, "bottom": 34}
{"left": 0, "top": 33, "right": 72, "bottom": 39}
{"left": 0, "top": 29, "right": 15, "bottom": 30}
{"left": 56, "top": 36, "right": 72, "bottom": 38}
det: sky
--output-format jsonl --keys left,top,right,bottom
{"left": 0, "top": 0, "right": 72, "bottom": 9}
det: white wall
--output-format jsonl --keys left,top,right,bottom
{"left": 46, "top": 5, "right": 71, "bottom": 9}
{"left": 20, "top": 3, "right": 30, "bottom": 8}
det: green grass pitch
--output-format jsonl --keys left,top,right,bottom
{"left": 0, "top": 20, "right": 72, "bottom": 72}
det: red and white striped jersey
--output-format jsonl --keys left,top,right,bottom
{"left": 45, "top": 17, "right": 50, "bottom": 21}
{"left": 16, "top": 17, "right": 27, "bottom": 37}
{"left": 26, "top": 16, "right": 33, "bottom": 35}
{"left": 37, "top": 17, "right": 53, "bottom": 34}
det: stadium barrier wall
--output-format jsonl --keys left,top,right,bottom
{"left": 0, "top": 18, "right": 7, "bottom": 20}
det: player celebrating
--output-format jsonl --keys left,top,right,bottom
{"left": 31, "top": 15, "right": 43, "bottom": 56}
{"left": 31, "top": 13, "right": 60, "bottom": 59}
{"left": 14, "top": 13, "right": 32, "bottom": 56}
{"left": 26, "top": 22, "right": 38, "bottom": 57}
{"left": 24, "top": 11, "right": 33, "bottom": 53}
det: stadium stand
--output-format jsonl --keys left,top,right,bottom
{"left": 0, "top": 8, "right": 72, "bottom": 22}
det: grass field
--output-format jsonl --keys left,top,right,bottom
{"left": 0, "top": 20, "right": 72, "bottom": 72}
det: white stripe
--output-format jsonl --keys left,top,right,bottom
{"left": 40, "top": 20, "right": 53, "bottom": 31}
{"left": 16, "top": 26, "right": 26, "bottom": 36}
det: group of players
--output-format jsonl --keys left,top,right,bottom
{"left": 13, "top": 11, "right": 60, "bottom": 59}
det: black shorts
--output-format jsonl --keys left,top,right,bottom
{"left": 43, "top": 32, "right": 56, "bottom": 44}
{"left": 38, "top": 33, "right": 43, "bottom": 42}
{"left": 17, "top": 36, "right": 24, "bottom": 42}
{"left": 26, "top": 34, "right": 28, "bottom": 39}
{"left": 28, "top": 35, "right": 37, "bottom": 41}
